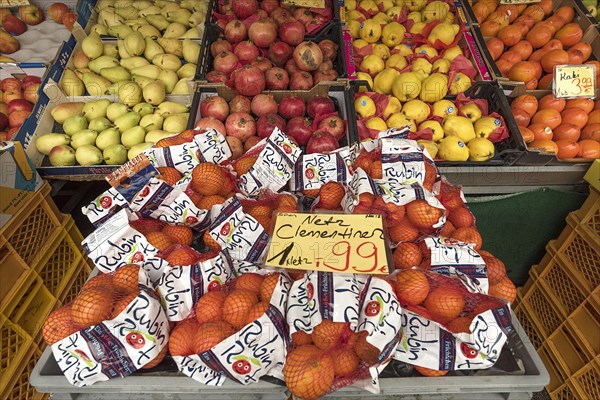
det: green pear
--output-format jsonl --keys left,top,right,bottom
{"left": 163, "top": 113, "right": 189, "bottom": 133}
{"left": 182, "top": 39, "right": 199, "bottom": 63}
{"left": 145, "top": 129, "right": 173, "bottom": 143}
{"left": 188, "top": 11, "right": 204, "bottom": 27}
{"left": 100, "top": 66, "right": 131, "bottom": 83}
{"left": 161, "top": 3, "right": 182, "bottom": 14}
{"left": 108, "top": 80, "right": 131, "bottom": 95}
{"left": 51, "top": 103, "right": 85, "bottom": 124}
{"left": 171, "top": 78, "right": 190, "bottom": 94}
{"left": 101, "top": 43, "right": 118, "bottom": 58}
{"left": 120, "top": 56, "right": 150, "bottom": 70}
{"left": 163, "top": 22, "right": 187, "bottom": 38}
{"left": 73, "top": 51, "right": 89, "bottom": 69}
{"left": 76, "top": 145, "right": 104, "bottom": 165}
{"left": 132, "top": 75, "right": 156, "bottom": 88}
{"left": 179, "top": 0, "right": 197, "bottom": 11}
{"left": 165, "top": 9, "right": 191, "bottom": 25}
{"left": 133, "top": 0, "right": 153, "bottom": 9}
{"left": 144, "top": 37, "right": 165, "bottom": 60}
{"left": 139, "top": 5, "right": 161, "bottom": 16}
{"left": 114, "top": 0, "right": 134, "bottom": 8}
{"left": 176, "top": 63, "right": 196, "bottom": 79}
{"left": 90, "top": 24, "right": 109, "bottom": 35}
{"left": 142, "top": 81, "right": 165, "bottom": 105}
{"left": 128, "top": 142, "right": 154, "bottom": 160}
{"left": 133, "top": 102, "right": 154, "bottom": 116}
{"left": 157, "top": 38, "right": 182, "bottom": 57}
{"left": 81, "top": 73, "right": 111, "bottom": 96}
{"left": 118, "top": 81, "right": 143, "bottom": 107}
{"left": 115, "top": 2, "right": 137, "bottom": 19}
{"left": 140, "top": 113, "right": 163, "bottom": 131}
{"left": 192, "top": 2, "right": 208, "bottom": 13}
{"left": 71, "top": 130, "right": 99, "bottom": 149}
{"left": 96, "top": 128, "right": 122, "bottom": 150}
{"left": 89, "top": 117, "right": 113, "bottom": 132}
{"left": 61, "top": 69, "right": 85, "bottom": 97}
{"left": 131, "top": 64, "right": 161, "bottom": 79}
{"left": 182, "top": 27, "right": 201, "bottom": 38}
{"left": 136, "top": 24, "right": 162, "bottom": 38}
{"left": 49, "top": 145, "right": 77, "bottom": 166}
{"left": 157, "top": 69, "right": 178, "bottom": 93}
{"left": 35, "top": 133, "right": 71, "bottom": 155}
{"left": 152, "top": 53, "right": 181, "bottom": 71}
{"left": 146, "top": 14, "right": 170, "bottom": 31}
{"left": 88, "top": 56, "right": 120, "bottom": 74}
{"left": 94, "top": 0, "right": 114, "bottom": 11}
{"left": 83, "top": 99, "right": 111, "bottom": 121}
{"left": 98, "top": 8, "right": 125, "bottom": 27}
{"left": 114, "top": 111, "right": 141, "bottom": 131}
{"left": 117, "top": 39, "right": 133, "bottom": 59}
{"left": 124, "top": 31, "right": 145, "bottom": 56}
{"left": 108, "top": 24, "right": 134, "bottom": 38}
{"left": 107, "top": 103, "right": 130, "bottom": 122}
{"left": 156, "top": 101, "right": 188, "bottom": 116}
{"left": 121, "top": 125, "right": 146, "bottom": 147}
{"left": 63, "top": 115, "right": 89, "bottom": 136}
{"left": 81, "top": 33, "right": 103, "bottom": 60}
{"left": 104, "top": 144, "right": 128, "bottom": 165}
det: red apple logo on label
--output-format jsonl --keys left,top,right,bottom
{"left": 460, "top": 342, "right": 478, "bottom": 359}
{"left": 307, "top": 282, "right": 314, "bottom": 301}
{"left": 100, "top": 196, "right": 112, "bottom": 209}
{"left": 140, "top": 187, "right": 150, "bottom": 197}
{"left": 220, "top": 222, "right": 231, "bottom": 236}
{"left": 131, "top": 251, "right": 144, "bottom": 263}
{"left": 282, "top": 144, "right": 292, "bottom": 154}
{"left": 186, "top": 216, "right": 198, "bottom": 224}
{"left": 365, "top": 301, "right": 381, "bottom": 316}
{"left": 208, "top": 280, "right": 221, "bottom": 291}
{"left": 232, "top": 359, "right": 251, "bottom": 374}
{"left": 126, "top": 332, "right": 146, "bottom": 349}
{"left": 305, "top": 168, "right": 315, "bottom": 180}
{"left": 75, "top": 349, "right": 92, "bottom": 362}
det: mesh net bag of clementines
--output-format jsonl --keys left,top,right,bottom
{"left": 42, "top": 264, "right": 170, "bottom": 386}
{"left": 391, "top": 268, "right": 514, "bottom": 372}
{"left": 284, "top": 271, "right": 403, "bottom": 398}
{"left": 169, "top": 269, "right": 291, "bottom": 385}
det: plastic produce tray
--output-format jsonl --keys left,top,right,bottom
{"left": 30, "top": 311, "right": 549, "bottom": 400}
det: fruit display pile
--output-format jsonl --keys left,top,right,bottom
{"left": 0, "top": 75, "right": 42, "bottom": 141}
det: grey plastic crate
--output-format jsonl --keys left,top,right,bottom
{"left": 31, "top": 311, "right": 548, "bottom": 400}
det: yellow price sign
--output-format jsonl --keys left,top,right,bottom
{"left": 282, "top": 0, "right": 325, "bottom": 8}
{"left": 265, "top": 213, "right": 390, "bottom": 275}
{"left": 0, "top": 0, "right": 29, "bottom": 6}
{"left": 553, "top": 64, "right": 596, "bottom": 99}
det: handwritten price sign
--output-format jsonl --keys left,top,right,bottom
{"left": 266, "top": 213, "right": 389, "bottom": 275}
{"left": 553, "top": 64, "right": 596, "bottom": 99}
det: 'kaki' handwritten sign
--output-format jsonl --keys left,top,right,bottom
{"left": 553, "top": 64, "right": 596, "bottom": 99}
{"left": 282, "top": 0, "right": 325, "bottom": 8}
{"left": 266, "top": 213, "right": 389, "bottom": 274}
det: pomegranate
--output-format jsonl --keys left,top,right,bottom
{"left": 233, "top": 65, "right": 265, "bottom": 97}
{"left": 195, "top": 117, "right": 226, "bottom": 135}
{"left": 224, "top": 20, "right": 247, "bottom": 44}
{"left": 232, "top": 0, "right": 258, "bottom": 19}
{"left": 251, "top": 94, "right": 278, "bottom": 117}
{"left": 211, "top": 39, "right": 232, "bottom": 57}
{"left": 285, "top": 58, "right": 299, "bottom": 75}
{"left": 229, "top": 95, "right": 251, "bottom": 114}
{"left": 318, "top": 115, "right": 345, "bottom": 140}
{"left": 226, "top": 136, "right": 244, "bottom": 159}
{"left": 290, "top": 71, "right": 313, "bottom": 90}
{"left": 293, "top": 41, "right": 324, "bottom": 72}
{"left": 213, "top": 52, "right": 239, "bottom": 75}
{"left": 200, "top": 96, "right": 229, "bottom": 122}
{"left": 245, "top": 136, "right": 262, "bottom": 150}
{"left": 279, "top": 20, "right": 306, "bottom": 46}
{"left": 257, "top": 113, "right": 286, "bottom": 138}
{"left": 278, "top": 95, "right": 306, "bottom": 119}
{"left": 234, "top": 40, "right": 260, "bottom": 64}
{"left": 317, "top": 59, "right": 334, "bottom": 72}
{"left": 307, "top": 95, "right": 335, "bottom": 118}
{"left": 265, "top": 67, "right": 290, "bottom": 90}
{"left": 260, "top": 0, "right": 279, "bottom": 14}
{"left": 286, "top": 116, "right": 313, "bottom": 145}
{"left": 293, "top": 8, "right": 313, "bottom": 25}
{"left": 248, "top": 19, "right": 278, "bottom": 48}
{"left": 268, "top": 41, "right": 293, "bottom": 66}
{"left": 206, "top": 71, "right": 228, "bottom": 83}
{"left": 307, "top": 130, "right": 338, "bottom": 154}
{"left": 314, "top": 69, "right": 338, "bottom": 83}
{"left": 318, "top": 40, "right": 338, "bottom": 61}
{"left": 251, "top": 56, "right": 273, "bottom": 72}
{"left": 218, "top": 0, "right": 232, "bottom": 13}
{"left": 255, "top": 9, "right": 268, "bottom": 19}
{"left": 225, "top": 112, "right": 256, "bottom": 142}
{"left": 271, "top": 7, "right": 292, "bottom": 26}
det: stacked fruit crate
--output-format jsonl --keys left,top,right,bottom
{"left": 0, "top": 182, "right": 92, "bottom": 400}
{"left": 514, "top": 185, "right": 599, "bottom": 400}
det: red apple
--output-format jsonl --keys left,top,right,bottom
{"left": 23, "top": 84, "right": 39, "bottom": 104}
{"left": 48, "top": 3, "right": 69, "bottom": 23}
{"left": 0, "top": 113, "right": 8, "bottom": 131}
{"left": 8, "top": 99, "right": 33, "bottom": 113}
{"left": 1, "top": 78, "right": 21, "bottom": 92}
{"left": 3, "top": 90, "right": 23, "bottom": 104}
{"left": 18, "top": 5, "right": 44, "bottom": 25}
{"left": 21, "top": 75, "right": 41, "bottom": 89}
{"left": 62, "top": 12, "right": 76, "bottom": 30}
{"left": 8, "top": 109, "right": 31, "bottom": 128}
{"left": 2, "top": 15, "right": 27, "bottom": 35}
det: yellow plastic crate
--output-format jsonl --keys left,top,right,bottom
{"left": 567, "top": 294, "right": 600, "bottom": 359}
{"left": 0, "top": 315, "right": 33, "bottom": 394}
{"left": 0, "top": 245, "right": 32, "bottom": 313}
{"left": 520, "top": 281, "right": 564, "bottom": 337}
{"left": 547, "top": 326, "right": 592, "bottom": 378}
{"left": 549, "top": 381, "right": 581, "bottom": 400}
{"left": 14, "top": 280, "right": 56, "bottom": 340}
{"left": 538, "top": 344, "right": 567, "bottom": 393}
{"left": 571, "top": 358, "right": 600, "bottom": 400}
{"left": 514, "top": 302, "right": 544, "bottom": 350}
{"left": 1, "top": 347, "right": 44, "bottom": 400}
{"left": 574, "top": 186, "right": 599, "bottom": 238}
{"left": 60, "top": 260, "right": 92, "bottom": 305}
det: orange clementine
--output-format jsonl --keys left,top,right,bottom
{"left": 235, "top": 156, "right": 258, "bottom": 176}
{"left": 388, "top": 219, "right": 420, "bottom": 243}
{"left": 164, "top": 246, "right": 201, "bottom": 266}
{"left": 235, "top": 273, "right": 264, "bottom": 295}
{"left": 423, "top": 163, "right": 437, "bottom": 192}
{"left": 222, "top": 289, "right": 259, "bottom": 329}
{"left": 194, "top": 321, "right": 234, "bottom": 354}
{"left": 169, "top": 319, "right": 200, "bottom": 356}
{"left": 195, "top": 291, "right": 227, "bottom": 324}
{"left": 246, "top": 301, "right": 269, "bottom": 324}
{"left": 332, "top": 348, "right": 359, "bottom": 377}
{"left": 72, "top": 287, "right": 116, "bottom": 327}
{"left": 439, "top": 220, "right": 456, "bottom": 237}
{"left": 445, "top": 316, "right": 472, "bottom": 334}
{"left": 481, "top": 255, "right": 507, "bottom": 285}
{"left": 155, "top": 135, "right": 188, "bottom": 148}
{"left": 448, "top": 207, "right": 475, "bottom": 228}
{"left": 393, "top": 242, "right": 423, "bottom": 269}
{"left": 82, "top": 273, "right": 113, "bottom": 291}
{"left": 156, "top": 166, "right": 182, "bottom": 185}
{"left": 423, "top": 286, "right": 465, "bottom": 323}
{"left": 406, "top": 200, "right": 443, "bottom": 229}
{"left": 162, "top": 225, "right": 193, "bottom": 246}
{"left": 354, "top": 153, "right": 372, "bottom": 174}
{"left": 112, "top": 264, "right": 140, "bottom": 293}
{"left": 130, "top": 218, "right": 165, "bottom": 235}
{"left": 394, "top": 269, "right": 430, "bottom": 305}
{"left": 141, "top": 345, "right": 168, "bottom": 369}
{"left": 283, "top": 345, "right": 334, "bottom": 400}
{"left": 187, "top": 190, "right": 204, "bottom": 208}
{"left": 277, "top": 194, "right": 298, "bottom": 211}
{"left": 146, "top": 231, "right": 177, "bottom": 251}
{"left": 218, "top": 176, "right": 236, "bottom": 197}
{"left": 470, "top": 298, "right": 502, "bottom": 315}
{"left": 354, "top": 331, "right": 380, "bottom": 365}
{"left": 292, "top": 330, "right": 314, "bottom": 346}
{"left": 203, "top": 230, "right": 221, "bottom": 251}
{"left": 191, "top": 163, "right": 226, "bottom": 195}
{"left": 313, "top": 320, "right": 348, "bottom": 351}
{"left": 247, "top": 204, "right": 273, "bottom": 219}
{"left": 415, "top": 365, "right": 448, "bottom": 376}
{"left": 370, "top": 160, "right": 383, "bottom": 179}
{"left": 317, "top": 182, "right": 345, "bottom": 209}
{"left": 489, "top": 276, "right": 517, "bottom": 303}
{"left": 42, "top": 305, "right": 80, "bottom": 345}
{"left": 112, "top": 291, "right": 140, "bottom": 318}
{"left": 303, "top": 189, "right": 320, "bottom": 198}
{"left": 197, "top": 195, "right": 226, "bottom": 210}
{"left": 260, "top": 273, "right": 280, "bottom": 302}
{"left": 450, "top": 227, "right": 483, "bottom": 250}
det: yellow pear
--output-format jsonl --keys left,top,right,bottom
{"left": 428, "top": 23, "right": 459, "bottom": 46}
{"left": 386, "top": 112, "right": 416, "bottom": 132}
{"left": 410, "top": 22, "right": 427, "bottom": 34}
{"left": 142, "top": 81, "right": 166, "bottom": 105}
{"left": 468, "top": 138, "right": 495, "bottom": 161}
{"left": 407, "top": 11, "right": 422, "bottom": 23}
{"left": 449, "top": 72, "right": 472, "bottom": 94}
{"left": 417, "top": 140, "right": 438, "bottom": 158}
{"left": 373, "top": 68, "right": 400, "bottom": 95}
{"left": 81, "top": 33, "right": 104, "bottom": 60}
{"left": 393, "top": 44, "right": 413, "bottom": 56}
{"left": 443, "top": 46, "right": 463, "bottom": 61}
{"left": 61, "top": 69, "right": 85, "bottom": 97}
{"left": 373, "top": 44, "right": 390, "bottom": 60}
{"left": 152, "top": 54, "right": 182, "bottom": 71}
{"left": 411, "top": 58, "right": 433, "bottom": 78}
{"left": 432, "top": 59, "right": 451, "bottom": 73}
{"left": 171, "top": 78, "right": 191, "bottom": 94}
{"left": 360, "top": 54, "right": 385, "bottom": 77}
{"left": 421, "top": 1, "right": 450, "bottom": 22}
{"left": 392, "top": 72, "right": 422, "bottom": 102}
{"left": 118, "top": 81, "right": 143, "bottom": 107}
{"left": 444, "top": 116, "right": 476, "bottom": 143}
{"left": 354, "top": 95, "right": 376, "bottom": 118}
{"left": 432, "top": 99, "right": 457, "bottom": 119}
{"left": 347, "top": 20, "right": 361, "bottom": 38}
{"left": 124, "top": 31, "right": 145, "bottom": 56}
{"left": 359, "top": 0, "right": 379, "bottom": 15}
{"left": 163, "top": 22, "right": 187, "bottom": 38}
{"left": 386, "top": 6, "right": 403, "bottom": 20}
{"left": 402, "top": 99, "right": 429, "bottom": 124}
{"left": 365, "top": 117, "right": 387, "bottom": 132}
{"left": 437, "top": 136, "right": 469, "bottom": 161}
{"left": 360, "top": 19, "right": 382, "bottom": 43}
{"left": 372, "top": 12, "right": 390, "bottom": 25}
{"left": 386, "top": 54, "right": 408, "bottom": 70}
{"left": 461, "top": 104, "right": 482, "bottom": 123}
{"left": 381, "top": 21, "right": 405, "bottom": 48}
{"left": 405, "top": 0, "right": 427, "bottom": 12}
{"left": 414, "top": 45, "right": 438, "bottom": 58}
{"left": 419, "top": 121, "right": 444, "bottom": 142}
{"left": 383, "top": 96, "right": 402, "bottom": 119}
{"left": 355, "top": 72, "right": 373, "bottom": 92}
{"left": 419, "top": 73, "right": 448, "bottom": 103}
{"left": 474, "top": 116, "right": 501, "bottom": 139}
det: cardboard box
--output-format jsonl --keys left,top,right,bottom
{"left": 0, "top": 141, "right": 44, "bottom": 228}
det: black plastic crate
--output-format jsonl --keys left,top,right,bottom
{"left": 187, "top": 83, "right": 357, "bottom": 149}
{"left": 349, "top": 80, "right": 524, "bottom": 167}
{"left": 195, "top": 21, "right": 347, "bottom": 82}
